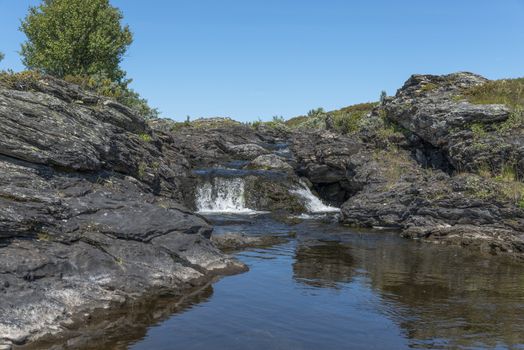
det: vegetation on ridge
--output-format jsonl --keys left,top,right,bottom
{"left": 11, "top": 0, "right": 157, "bottom": 119}
{"left": 461, "top": 78, "right": 524, "bottom": 131}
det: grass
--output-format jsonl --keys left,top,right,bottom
{"left": 0, "top": 70, "right": 42, "bottom": 89}
{"left": 420, "top": 82, "right": 438, "bottom": 92}
{"left": 470, "top": 123, "right": 487, "bottom": 138}
{"left": 37, "top": 232, "right": 50, "bottom": 241}
{"left": 459, "top": 78, "right": 524, "bottom": 133}
{"left": 138, "top": 133, "right": 152, "bottom": 142}
{"left": 373, "top": 148, "right": 413, "bottom": 188}
{"left": 137, "top": 162, "right": 147, "bottom": 178}
{"left": 284, "top": 102, "right": 378, "bottom": 134}
{"left": 461, "top": 78, "right": 524, "bottom": 108}
{"left": 472, "top": 162, "right": 524, "bottom": 208}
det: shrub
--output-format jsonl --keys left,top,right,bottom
{"left": 307, "top": 107, "right": 325, "bottom": 117}
{"left": 0, "top": 70, "right": 42, "bottom": 89}
{"left": 379, "top": 90, "right": 387, "bottom": 105}
{"left": 138, "top": 133, "right": 152, "bottom": 142}
{"left": 64, "top": 74, "right": 159, "bottom": 119}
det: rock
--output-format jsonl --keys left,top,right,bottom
{"left": 384, "top": 72, "right": 523, "bottom": 174}
{"left": 290, "top": 130, "right": 362, "bottom": 204}
{"left": 243, "top": 175, "right": 307, "bottom": 214}
{"left": 0, "top": 74, "right": 246, "bottom": 345}
{"left": 402, "top": 225, "right": 524, "bottom": 259}
{"left": 227, "top": 143, "right": 269, "bottom": 159}
{"left": 211, "top": 233, "right": 289, "bottom": 251}
{"left": 245, "top": 154, "right": 293, "bottom": 172}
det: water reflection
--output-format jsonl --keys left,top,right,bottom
{"left": 291, "top": 235, "right": 524, "bottom": 349}
{"left": 23, "top": 284, "right": 215, "bottom": 350}
{"left": 292, "top": 242, "right": 355, "bottom": 288}
{"left": 28, "top": 215, "right": 524, "bottom": 350}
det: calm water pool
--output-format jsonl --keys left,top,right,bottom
{"left": 121, "top": 216, "right": 524, "bottom": 350}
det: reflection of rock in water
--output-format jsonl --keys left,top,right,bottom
{"left": 24, "top": 284, "right": 215, "bottom": 350}
{"left": 351, "top": 239, "right": 524, "bottom": 349}
{"left": 293, "top": 242, "right": 354, "bottom": 288}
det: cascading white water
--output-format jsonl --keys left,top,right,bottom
{"left": 291, "top": 181, "right": 340, "bottom": 213}
{"left": 196, "top": 177, "right": 255, "bottom": 213}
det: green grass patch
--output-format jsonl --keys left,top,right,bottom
{"left": 460, "top": 78, "right": 524, "bottom": 108}
{"left": 0, "top": 70, "right": 42, "bottom": 89}
{"left": 138, "top": 133, "right": 152, "bottom": 142}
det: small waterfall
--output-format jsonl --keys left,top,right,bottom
{"left": 196, "top": 177, "right": 254, "bottom": 213}
{"left": 291, "top": 181, "right": 339, "bottom": 213}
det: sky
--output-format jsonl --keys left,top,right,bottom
{"left": 1, "top": 0, "right": 524, "bottom": 121}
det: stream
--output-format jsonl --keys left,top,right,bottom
{"left": 122, "top": 153, "right": 524, "bottom": 350}
{"left": 119, "top": 213, "right": 524, "bottom": 350}
{"left": 43, "top": 151, "right": 524, "bottom": 350}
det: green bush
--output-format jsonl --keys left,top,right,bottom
{"left": 64, "top": 74, "right": 159, "bottom": 119}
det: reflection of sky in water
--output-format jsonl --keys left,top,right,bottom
{"left": 128, "top": 217, "right": 524, "bottom": 350}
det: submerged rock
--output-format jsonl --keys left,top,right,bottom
{"left": 211, "top": 233, "right": 289, "bottom": 251}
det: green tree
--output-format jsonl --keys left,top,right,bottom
{"left": 380, "top": 90, "right": 387, "bottom": 105}
{"left": 20, "top": 0, "right": 132, "bottom": 82}
{"left": 0, "top": 52, "right": 4, "bottom": 62}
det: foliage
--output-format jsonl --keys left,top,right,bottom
{"left": 472, "top": 161, "right": 524, "bottom": 208}
{"left": 461, "top": 78, "right": 524, "bottom": 109}
{"left": 307, "top": 107, "right": 325, "bottom": 117}
{"left": 285, "top": 102, "right": 377, "bottom": 134}
{"left": 0, "top": 52, "right": 4, "bottom": 62}
{"left": 63, "top": 74, "right": 159, "bottom": 119}
{"left": 420, "top": 82, "right": 438, "bottom": 92}
{"left": 20, "top": 0, "right": 132, "bottom": 82}
{"left": 379, "top": 90, "right": 387, "bottom": 105}
{"left": 332, "top": 102, "right": 378, "bottom": 134}
{"left": 470, "top": 123, "right": 487, "bottom": 138}
{"left": 138, "top": 133, "right": 152, "bottom": 142}
{"left": 0, "top": 70, "right": 42, "bottom": 89}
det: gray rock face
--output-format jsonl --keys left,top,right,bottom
{"left": 384, "top": 72, "right": 523, "bottom": 174}
{"left": 290, "top": 130, "right": 362, "bottom": 205}
{"left": 336, "top": 73, "right": 524, "bottom": 258}
{"left": 149, "top": 121, "right": 279, "bottom": 168}
{"left": 245, "top": 154, "right": 293, "bottom": 172}
{"left": 0, "top": 75, "right": 245, "bottom": 346}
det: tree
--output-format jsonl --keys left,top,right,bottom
{"left": 307, "top": 107, "right": 325, "bottom": 117}
{"left": 380, "top": 90, "right": 387, "bottom": 105}
{"left": 20, "top": 0, "right": 132, "bottom": 82}
{"left": 0, "top": 52, "right": 4, "bottom": 62}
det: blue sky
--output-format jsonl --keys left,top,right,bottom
{"left": 1, "top": 0, "right": 523, "bottom": 121}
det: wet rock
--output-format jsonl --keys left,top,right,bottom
{"left": 402, "top": 225, "right": 524, "bottom": 259}
{"left": 290, "top": 130, "right": 362, "bottom": 204}
{"left": 211, "top": 233, "right": 289, "bottom": 251}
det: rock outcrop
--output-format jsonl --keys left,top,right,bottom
{"left": 0, "top": 74, "right": 245, "bottom": 347}
{"left": 335, "top": 72, "right": 524, "bottom": 257}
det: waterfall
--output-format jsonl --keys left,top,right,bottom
{"left": 291, "top": 181, "right": 339, "bottom": 213}
{"left": 196, "top": 177, "right": 254, "bottom": 213}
